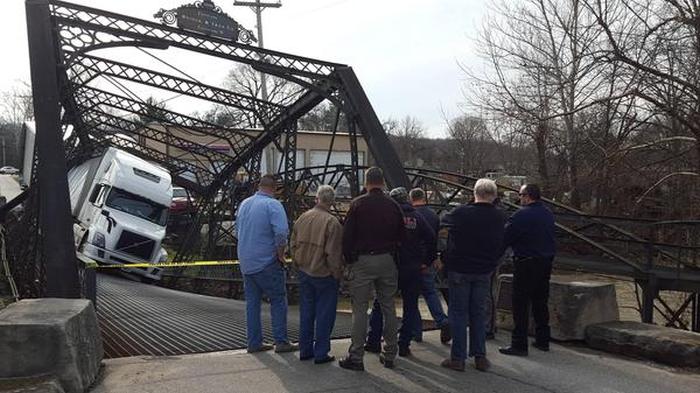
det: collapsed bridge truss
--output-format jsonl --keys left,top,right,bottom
{"left": 1, "top": 0, "right": 698, "bottom": 332}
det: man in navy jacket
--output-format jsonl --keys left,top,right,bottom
{"left": 441, "top": 179, "right": 505, "bottom": 372}
{"left": 499, "top": 184, "right": 556, "bottom": 356}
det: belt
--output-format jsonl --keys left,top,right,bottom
{"left": 358, "top": 249, "right": 394, "bottom": 256}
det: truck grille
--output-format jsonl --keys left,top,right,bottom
{"left": 115, "top": 230, "right": 155, "bottom": 261}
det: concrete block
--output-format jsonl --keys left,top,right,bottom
{"left": 0, "top": 299, "right": 103, "bottom": 393}
{"left": 496, "top": 274, "right": 619, "bottom": 340}
{"left": 585, "top": 321, "right": 700, "bottom": 368}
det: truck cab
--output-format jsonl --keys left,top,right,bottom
{"left": 69, "top": 148, "right": 173, "bottom": 281}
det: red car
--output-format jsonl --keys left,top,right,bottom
{"left": 170, "top": 187, "right": 195, "bottom": 214}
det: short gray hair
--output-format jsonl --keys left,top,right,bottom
{"left": 473, "top": 178, "right": 497, "bottom": 201}
{"left": 316, "top": 185, "right": 336, "bottom": 205}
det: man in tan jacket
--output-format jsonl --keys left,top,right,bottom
{"left": 291, "top": 185, "right": 343, "bottom": 364}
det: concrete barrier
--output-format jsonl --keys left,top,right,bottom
{"left": 0, "top": 299, "right": 103, "bottom": 393}
{"left": 495, "top": 274, "right": 619, "bottom": 340}
{"left": 585, "top": 321, "right": 700, "bottom": 368}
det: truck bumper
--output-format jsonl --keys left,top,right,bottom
{"left": 83, "top": 244, "right": 163, "bottom": 281}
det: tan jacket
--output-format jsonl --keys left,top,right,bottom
{"left": 291, "top": 206, "right": 343, "bottom": 279}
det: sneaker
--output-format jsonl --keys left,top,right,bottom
{"left": 338, "top": 356, "right": 364, "bottom": 371}
{"left": 498, "top": 346, "right": 528, "bottom": 356}
{"left": 314, "top": 355, "right": 336, "bottom": 364}
{"left": 474, "top": 356, "right": 491, "bottom": 372}
{"left": 440, "top": 358, "right": 465, "bottom": 372}
{"left": 274, "top": 342, "right": 299, "bottom": 353}
{"left": 247, "top": 344, "right": 273, "bottom": 353}
{"left": 364, "top": 342, "right": 381, "bottom": 354}
{"left": 532, "top": 341, "right": 550, "bottom": 352}
{"left": 440, "top": 324, "right": 452, "bottom": 344}
{"left": 379, "top": 354, "right": 395, "bottom": 369}
{"left": 398, "top": 346, "right": 411, "bottom": 357}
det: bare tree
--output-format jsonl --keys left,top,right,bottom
{"left": 384, "top": 116, "right": 426, "bottom": 166}
{"left": 0, "top": 82, "right": 33, "bottom": 125}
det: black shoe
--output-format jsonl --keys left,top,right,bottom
{"left": 379, "top": 354, "right": 395, "bottom": 369}
{"left": 532, "top": 341, "right": 550, "bottom": 352}
{"left": 398, "top": 346, "right": 411, "bottom": 357}
{"left": 338, "top": 357, "right": 364, "bottom": 371}
{"left": 440, "top": 324, "right": 452, "bottom": 344}
{"left": 364, "top": 343, "right": 381, "bottom": 354}
{"left": 498, "top": 346, "right": 528, "bottom": 356}
{"left": 314, "top": 355, "right": 336, "bottom": 364}
{"left": 485, "top": 332, "right": 496, "bottom": 340}
{"left": 300, "top": 354, "right": 313, "bottom": 361}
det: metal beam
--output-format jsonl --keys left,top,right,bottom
{"left": 25, "top": 0, "right": 80, "bottom": 298}
{"left": 335, "top": 66, "right": 409, "bottom": 188}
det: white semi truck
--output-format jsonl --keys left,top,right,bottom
{"left": 68, "top": 147, "right": 173, "bottom": 281}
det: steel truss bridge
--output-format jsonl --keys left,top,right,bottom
{"left": 0, "top": 0, "right": 698, "bottom": 357}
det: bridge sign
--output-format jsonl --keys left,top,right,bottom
{"left": 154, "top": 0, "right": 256, "bottom": 44}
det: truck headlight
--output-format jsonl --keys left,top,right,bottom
{"left": 158, "top": 248, "right": 168, "bottom": 263}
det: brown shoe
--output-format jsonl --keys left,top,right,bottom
{"left": 440, "top": 358, "right": 465, "bottom": 372}
{"left": 474, "top": 356, "right": 491, "bottom": 372}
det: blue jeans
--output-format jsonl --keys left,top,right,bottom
{"left": 243, "top": 262, "right": 288, "bottom": 348}
{"left": 448, "top": 271, "right": 490, "bottom": 361}
{"left": 414, "top": 267, "right": 449, "bottom": 339}
{"left": 298, "top": 271, "right": 338, "bottom": 360}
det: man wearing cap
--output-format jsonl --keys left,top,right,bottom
{"left": 338, "top": 167, "right": 405, "bottom": 371}
{"left": 365, "top": 187, "right": 436, "bottom": 359}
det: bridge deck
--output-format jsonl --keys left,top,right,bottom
{"left": 96, "top": 274, "right": 355, "bottom": 358}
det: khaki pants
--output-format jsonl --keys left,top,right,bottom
{"left": 347, "top": 253, "right": 398, "bottom": 360}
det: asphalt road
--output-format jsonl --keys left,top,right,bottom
{"left": 93, "top": 328, "right": 700, "bottom": 393}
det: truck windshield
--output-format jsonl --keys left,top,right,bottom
{"left": 105, "top": 187, "right": 168, "bottom": 226}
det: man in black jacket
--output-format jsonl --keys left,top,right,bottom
{"left": 441, "top": 179, "right": 505, "bottom": 372}
{"left": 499, "top": 184, "right": 556, "bottom": 356}
{"left": 339, "top": 167, "right": 406, "bottom": 371}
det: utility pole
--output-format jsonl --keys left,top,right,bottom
{"left": 233, "top": 1, "right": 281, "bottom": 173}
{"left": 233, "top": 0, "right": 281, "bottom": 103}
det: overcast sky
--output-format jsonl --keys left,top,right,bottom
{"left": 0, "top": 0, "right": 487, "bottom": 137}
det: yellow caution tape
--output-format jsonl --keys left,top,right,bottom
{"left": 87, "top": 259, "right": 293, "bottom": 269}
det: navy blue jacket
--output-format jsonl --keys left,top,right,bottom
{"left": 397, "top": 203, "right": 437, "bottom": 272}
{"left": 504, "top": 201, "right": 556, "bottom": 259}
{"left": 444, "top": 202, "right": 506, "bottom": 274}
{"left": 415, "top": 205, "right": 440, "bottom": 234}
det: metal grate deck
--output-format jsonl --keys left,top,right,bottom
{"left": 96, "top": 274, "right": 354, "bottom": 358}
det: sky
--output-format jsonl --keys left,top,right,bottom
{"left": 0, "top": 0, "right": 487, "bottom": 137}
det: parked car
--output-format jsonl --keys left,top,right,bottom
{"left": 0, "top": 166, "right": 19, "bottom": 175}
{"left": 170, "top": 187, "right": 195, "bottom": 214}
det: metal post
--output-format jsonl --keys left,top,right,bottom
{"left": 693, "top": 292, "right": 699, "bottom": 332}
{"left": 640, "top": 276, "right": 658, "bottom": 324}
{"left": 26, "top": 0, "right": 80, "bottom": 298}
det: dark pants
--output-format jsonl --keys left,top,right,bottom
{"left": 511, "top": 258, "right": 553, "bottom": 349}
{"left": 298, "top": 271, "right": 339, "bottom": 361}
{"left": 448, "top": 271, "right": 491, "bottom": 361}
{"left": 368, "top": 270, "right": 421, "bottom": 350}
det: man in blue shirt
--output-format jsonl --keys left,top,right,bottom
{"left": 499, "top": 184, "right": 556, "bottom": 357}
{"left": 236, "top": 174, "right": 297, "bottom": 353}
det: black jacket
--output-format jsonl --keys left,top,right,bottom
{"left": 397, "top": 203, "right": 437, "bottom": 272}
{"left": 444, "top": 202, "right": 506, "bottom": 274}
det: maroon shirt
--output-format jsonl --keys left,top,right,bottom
{"left": 342, "top": 188, "right": 406, "bottom": 262}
